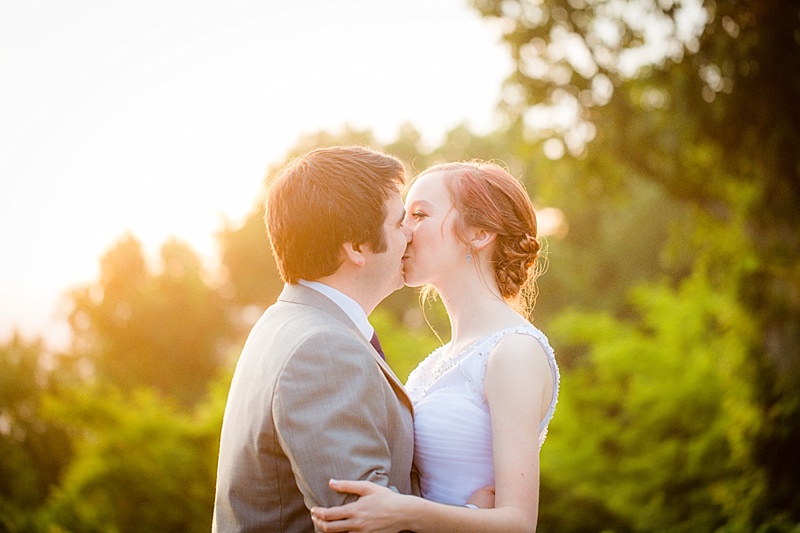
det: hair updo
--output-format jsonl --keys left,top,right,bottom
{"left": 417, "top": 161, "right": 542, "bottom": 302}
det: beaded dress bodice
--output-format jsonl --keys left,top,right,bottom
{"left": 405, "top": 324, "right": 559, "bottom": 505}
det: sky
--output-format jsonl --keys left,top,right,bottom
{"left": 0, "top": 0, "right": 512, "bottom": 349}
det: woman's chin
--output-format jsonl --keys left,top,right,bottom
{"left": 403, "top": 276, "right": 424, "bottom": 288}
{"left": 402, "top": 266, "right": 429, "bottom": 288}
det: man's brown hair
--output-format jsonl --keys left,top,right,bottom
{"left": 265, "top": 146, "right": 406, "bottom": 283}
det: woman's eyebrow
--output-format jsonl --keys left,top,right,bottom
{"left": 408, "top": 199, "right": 433, "bottom": 210}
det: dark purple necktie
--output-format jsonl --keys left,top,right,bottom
{"left": 370, "top": 331, "right": 386, "bottom": 361}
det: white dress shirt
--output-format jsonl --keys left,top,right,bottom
{"left": 297, "top": 280, "right": 374, "bottom": 342}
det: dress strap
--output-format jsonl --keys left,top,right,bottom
{"left": 477, "top": 324, "right": 560, "bottom": 446}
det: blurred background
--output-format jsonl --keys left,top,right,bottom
{"left": 1, "top": 0, "right": 798, "bottom": 531}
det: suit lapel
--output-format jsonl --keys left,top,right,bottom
{"left": 277, "top": 284, "right": 413, "bottom": 414}
{"left": 372, "top": 351, "right": 413, "bottom": 413}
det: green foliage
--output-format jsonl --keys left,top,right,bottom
{"left": 67, "top": 234, "right": 236, "bottom": 406}
{"left": 542, "top": 249, "right": 760, "bottom": 531}
{"left": 473, "top": 0, "right": 800, "bottom": 527}
{"left": 0, "top": 336, "right": 74, "bottom": 532}
{"left": 38, "top": 384, "right": 224, "bottom": 533}
{"left": 4, "top": 1, "right": 798, "bottom": 529}
{"left": 532, "top": 158, "right": 693, "bottom": 320}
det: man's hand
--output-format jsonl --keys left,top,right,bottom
{"left": 466, "top": 484, "right": 495, "bottom": 509}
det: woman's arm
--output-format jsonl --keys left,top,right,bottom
{"left": 482, "top": 332, "right": 553, "bottom": 530}
{"left": 311, "top": 333, "right": 551, "bottom": 533}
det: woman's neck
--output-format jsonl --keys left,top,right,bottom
{"left": 436, "top": 274, "right": 522, "bottom": 354}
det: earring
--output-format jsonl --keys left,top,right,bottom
{"left": 466, "top": 251, "right": 472, "bottom": 262}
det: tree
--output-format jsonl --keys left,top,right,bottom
{"left": 67, "top": 234, "right": 236, "bottom": 405}
{"left": 0, "top": 235, "right": 236, "bottom": 531}
{"left": 471, "top": 0, "right": 800, "bottom": 526}
{"left": 0, "top": 336, "right": 76, "bottom": 531}
{"left": 542, "top": 220, "right": 764, "bottom": 531}
{"left": 40, "top": 384, "right": 223, "bottom": 533}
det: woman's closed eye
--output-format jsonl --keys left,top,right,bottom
{"left": 411, "top": 211, "right": 428, "bottom": 220}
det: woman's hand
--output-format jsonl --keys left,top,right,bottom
{"left": 310, "top": 479, "right": 410, "bottom": 533}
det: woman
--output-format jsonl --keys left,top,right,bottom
{"left": 311, "top": 161, "right": 559, "bottom": 533}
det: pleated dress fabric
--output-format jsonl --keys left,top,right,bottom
{"left": 405, "top": 324, "right": 559, "bottom": 505}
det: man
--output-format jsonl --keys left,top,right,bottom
{"left": 212, "top": 146, "right": 415, "bottom": 532}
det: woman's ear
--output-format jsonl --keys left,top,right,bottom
{"left": 470, "top": 229, "right": 496, "bottom": 252}
{"left": 342, "top": 242, "right": 366, "bottom": 267}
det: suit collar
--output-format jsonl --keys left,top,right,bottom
{"left": 296, "top": 280, "right": 373, "bottom": 340}
{"left": 277, "top": 284, "right": 413, "bottom": 413}
{"left": 278, "top": 283, "right": 362, "bottom": 337}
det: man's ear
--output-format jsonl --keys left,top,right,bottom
{"left": 470, "top": 229, "right": 496, "bottom": 252}
{"left": 342, "top": 242, "right": 366, "bottom": 267}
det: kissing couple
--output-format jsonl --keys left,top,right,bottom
{"left": 212, "top": 146, "right": 559, "bottom": 532}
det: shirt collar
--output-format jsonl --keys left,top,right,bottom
{"left": 297, "top": 280, "right": 374, "bottom": 341}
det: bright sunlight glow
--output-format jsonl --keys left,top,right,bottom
{"left": 0, "top": 0, "right": 512, "bottom": 348}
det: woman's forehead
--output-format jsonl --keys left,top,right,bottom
{"left": 407, "top": 171, "right": 451, "bottom": 204}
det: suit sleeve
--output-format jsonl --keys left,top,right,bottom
{"left": 273, "top": 329, "right": 399, "bottom": 509}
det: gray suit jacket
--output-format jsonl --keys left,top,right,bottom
{"left": 212, "top": 284, "right": 415, "bottom": 532}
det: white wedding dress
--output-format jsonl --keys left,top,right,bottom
{"left": 405, "top": 324, "right": 559, "bottom": 505}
